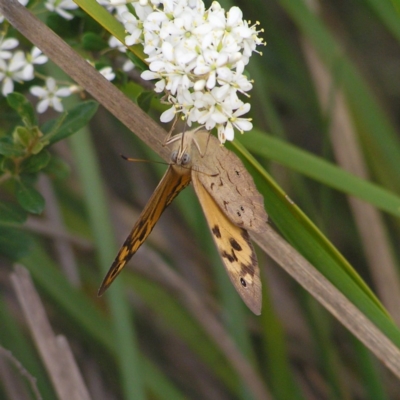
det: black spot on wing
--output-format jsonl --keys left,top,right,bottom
{"left": 240, "top": 277, "right": 247, "bottom": 287}
{"left": 241, "top": 229, "right": 257, "bottom": 265}
{"left": 212, "top": 225, "right": 221, "bottom": 238}
{"left": 222, "top": 250, "right": 238, "bottom": 263}
{"left": 240, "top": 262, "right": 255, "bottom": 277}
{"left": 236, "top": 206, "right": 245, "bottom": 218}
{"left": 229, "top": 237, "right": 242, "bottom": 251}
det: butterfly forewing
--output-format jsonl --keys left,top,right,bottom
{"left": 192, "top": 171, "right": 262, "bottom": 315}
{"left": 98, "top": 164, "right": 191, "bottom": 295}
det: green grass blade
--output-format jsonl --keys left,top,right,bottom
{"left": 240, "top": 131, "right": 400, "bottom": 218}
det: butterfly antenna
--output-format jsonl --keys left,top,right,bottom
{"left": 120, "top": 154, "right": 168, "bottom": 165}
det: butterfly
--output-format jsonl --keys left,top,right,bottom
{"left": 98, "top": 129, "right": 267, "bottom": 314}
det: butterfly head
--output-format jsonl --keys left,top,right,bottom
{"left": 171, "top": 147, "right": 191, "bottom": 167}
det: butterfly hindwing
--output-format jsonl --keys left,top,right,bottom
{"left": 192, "top": 171, "right": 262, "bottom": 315}
{"left": 98, "top": 165, "right": 191, "bottom": 295}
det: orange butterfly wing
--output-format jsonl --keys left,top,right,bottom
{"left": 98, "top": 164, "right": 191, "bottom": 295}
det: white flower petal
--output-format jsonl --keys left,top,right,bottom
{"left": 141, "top": 70, "right": 160, "bottom": 80}
{"left": 162, "top": 42, "right": 174, "bottom": 62}
{"left": 233, "top": 102, "right": 251, "bottom": 116}
{"left": 46, "top": 77, "right": 56, "bottom": 91}
{"left": 37, "top": 99, "right": 50, "bottom": 113}
{"left": 234, "top": 119, "right": 252, "bottom": 132}
{"left": 227, "top": 7, "right": 242, "bottom": 27}
{"left": 206, "top": 71, "right": 216, "bottom": 89}
{"left": 52, "top": 97, "right": 64, "bottom": 112}
{"left": 213, "top": 113, "right": 228, "bottom": 124}
{"left": 2, "top": 78, "right": 14, "bottom": 96}
{"left": 2, "top": 38, "right": 19, "bottom": 51}
{"left": 154, "top": 79, "right": 166, "bottom": 92}
{"left": 160, "top": 106, "right": 176, "bottom": 122}
{"left": 194, "top": 79, "right": 206, "bottom": 91}
{"left": 224, "top": 121, "right": 234, "bottom": 140}
{"left": 56, "top": 88, "right": 72, "bottom": 97}
{"left": 30, "top": 86, "right": 47, "bottom": 97}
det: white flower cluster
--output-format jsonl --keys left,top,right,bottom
{"left": 0, "top": 34, "right": 74, "bottom": 113}
{"left": 1, "top": 0, "right": 117, "bottom": 113}
{"left": 0, "top": 36, "right": 48, "bottom": 96}
{"left": 114, "top": 0, "right": 264, "bottom": 143}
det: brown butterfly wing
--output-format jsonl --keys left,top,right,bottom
{"left": 192, "top": 171, "right": 262, "bottom": 315}
{"left": 193, "top": 130, "right": 268, "bottom": 235}
{"left": 98, "top": 165, "right": 191, "bottom": 295}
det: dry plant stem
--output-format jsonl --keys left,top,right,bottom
{"left": 82, "top": 358, "right": 116, "bottom": 400}
{"left": 301, "top": 32, "right": 400, "bottom": 325}
{"left": 0, "top": 0, "right": 170, "bottom": 160}
{"left": 25, "top": 217, "right": 93, "bottom": 250}
{"left": 133, "top": 251, "right": 272, "bottom": 400}
{"left": 251, "top": 226, "right": 400, "bottom": 379}
{"left": 10, "top": 265, "right": 92, "bottom": 400}
{"left": 0, "top": 356, "right": 30, "bottom": 400}
{"left": 0, "top": 347, "right": 40, "bottom": 400}
{"left": 38, "top": 175, "right": 81, "bottom": 286}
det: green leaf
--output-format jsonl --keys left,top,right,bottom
{"left": 43, "top": 156, "right": 71, "bottom": 180}
{"left": 41, "top": 100, "right": 99, "bottom": 144}
{"left": 0, "top": 157, "right": 17, "bottom": 174}
{"left": 31, "top": 140, "right": 46, "bottom": 155}
{"left": 12, "top": 126, "right": 32, "bottom": 147}
{"left": 137, "top": 91, "right": 154, "bottom": 113}
{"left": 82, "top": 32, "right": 108, "bottom": 51}
{"left": 46, "top": 13, "right": 79, "bottom": 38}
{"left": 20, "top": 150, "right": 51, "bottom": 174}
{"left": 6, "top": 92, "right": 37, "bottom": 128}
{"left": 0, "top": 137, "right": 25, "bottom": 157}
{"left": 391, "top": 0, "right": 400, "bottom": 14}
{"left": 0, "top": 201, "right": 27, "bottom": 224}
{"left": 126, "top": 51, "right": 148, "bottom": 72}
{"left": 0, "top": 226, "right": 32, "bottom": 260}
{"left": 15, "top": 179, "right": 45, "bottom": 214}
